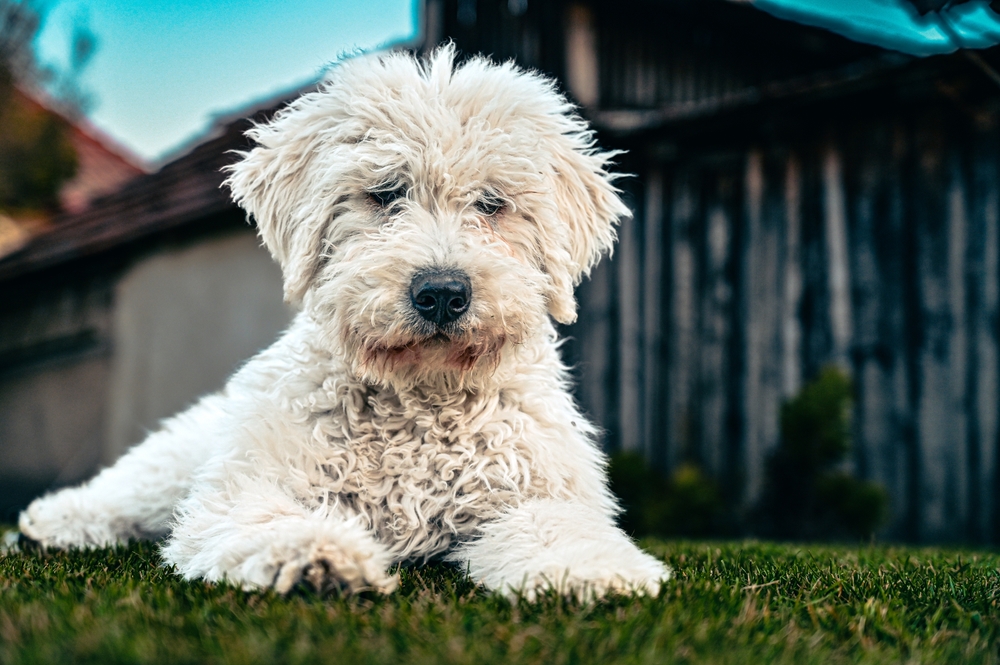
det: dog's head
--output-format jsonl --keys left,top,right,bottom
{"left": 225, "top": 45, "right": 629, "bottom": 389}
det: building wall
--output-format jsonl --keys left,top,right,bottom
{"left": 0, "top": 228, "right": 294, "bottom": 519}
{"left": 565, "top": 105, "right": 1000, "bottom": 543}
{"left": 105, "top": 230, "right": 294, "bottom": 462}
{"left": 0, "top": 279, "right": 113, "bottom": 519}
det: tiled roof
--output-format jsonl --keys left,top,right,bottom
{"left": 59, "top": 122, "right": 147, "bottom": 214}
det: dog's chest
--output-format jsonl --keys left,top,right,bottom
{"left": 308, "top": 387, "right": 541, "bottom": 558}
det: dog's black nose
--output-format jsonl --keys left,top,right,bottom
{"left": 410, "top": 270, "right": 471, "bottom": 326}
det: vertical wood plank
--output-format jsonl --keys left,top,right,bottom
{"left": 845, "top": 124, "right": 897, "bottom": 510}
{"left": 800, "top": 146, "right": 832, "bottom": 382}
{"left": 969, "top": 136, "right": 999, "bottom": 542}
{"left": 878, "top": 122, "right": 914, "bottom": 538}
{"left": 643, "top": 170, "right": 665, "bottom": 462}
{"left": 668, "top": 167, "right": 698, "bottom": 469}
{"left": 912, "top": 122, "right": 956, "bottom": 541}
{"left": 575, "top": 257, "right": 614, "bottom": 444}
{"left": 699, "top": 168, "right": 736, "bottom": 478}
{"left": 895, "top": 121, "right": 923, "bottom": 542}
{"left": 946, "top": 161, "right": 970, "bottom": 536}
{"left": 782, "top": 154, "right": 804, "bottom": 399}
{"left": 824, "top": 147, "right": 853, "bottom": 366}
{"left": 742, "top": 150, "right": 764, "bottom": 504}
{"left": 564, "top": 4, "right": 599, "bottom": 106}
{"left": 618, "top": 191, "right": 643, "bottom": 453}
{"left": 741, "top": 149, "right": 783, "bottom": 503}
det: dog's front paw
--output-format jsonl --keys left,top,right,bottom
{"left": 267, "top": 542, "right": 398, "bottom": 595}
{"left": 517, "top": 557, "right": 669, "bottom": 601}
{"left": 18, "top": 490, "right": 119, "bottom": 549}
{"left": 451, "top": 499, "right": 672, "bottom": 601}
{"left": 0, "top": 530, "right": 27, "bottom": 554}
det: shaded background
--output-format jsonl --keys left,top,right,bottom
{"left": 2, "top": 0, "right": 1000, "bottom": 544}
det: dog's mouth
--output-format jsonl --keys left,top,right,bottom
{"left": 360, "top": 330, "right": 507, "bottom": 373}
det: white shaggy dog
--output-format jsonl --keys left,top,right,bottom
{"left": 17, "top": 46, "right": 669, "bottom": 599}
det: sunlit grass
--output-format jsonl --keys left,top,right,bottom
{"left": 1, "top": 527, "right": 998, "bottom": 664}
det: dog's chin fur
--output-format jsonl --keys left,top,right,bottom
{"left": 16, "top": 45, "right": 671, "bottom": 600}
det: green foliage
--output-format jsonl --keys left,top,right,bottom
{"left": 0, "top": 0, "right": 96, "bottom": 113}
{"left": 779, "top": 365, "right": 853, "bottom": 469}
{"left": 757, "top": 366, "right": 889, "bottom": 540}
{"left": 2, "top": 531, "right": 999, "bottom": 664}
{"left": 0, "top": 1, "right": 43, "bottom": 84}
{"left": 0, "top": 92, "right": 77, "bottom": 212}
{"left": 609, "top": 453, "right": 726, "bottom": 538}
{"left": 0, "top": 0, "right": 91, "bottom": 215}
{"left": 816, "top": 473, "right": 890, "bottom": 541}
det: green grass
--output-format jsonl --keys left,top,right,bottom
{"left": 1, "top": 529, "right": 999, "bottom": 664}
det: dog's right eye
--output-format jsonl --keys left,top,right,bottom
{"left": 368, "top": 186, "right": 407, "bottom": 208}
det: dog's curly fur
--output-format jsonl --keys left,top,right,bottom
{"left": 17, "top": 46, "right": 669, "bottom": 599}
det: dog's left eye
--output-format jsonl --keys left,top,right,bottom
{"left": 474, "top": 196, "right": 505, "bottom": 217}
{"left": 368, "top": 186, "right": 407, "bottom": 208}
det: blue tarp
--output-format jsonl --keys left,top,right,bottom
{"left": 756, "top": 0, "right": 1000, "bottom": 55}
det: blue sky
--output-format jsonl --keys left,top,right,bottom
{"left": 31, "top": 0, "right": 1000, "bottom": 165}
{"left": 34, "top": 0, "right": 417, "bottom": 164}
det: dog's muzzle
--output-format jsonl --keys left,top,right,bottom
{"left": 410, "top": 269, "right": 471, "bottom": 327}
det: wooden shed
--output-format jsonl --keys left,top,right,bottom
{"left": 430, "top": 0, "right": 1000, "bottom": 543}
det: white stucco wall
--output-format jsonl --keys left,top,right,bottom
{"left": 104, "top": 230, "right": 295, "bottom": 463}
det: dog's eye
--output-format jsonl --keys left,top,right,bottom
{"left": 474, "top": 196, "right": 505, "bottom": 217}
{"left": 368, "top": 186, "right": 407, "bottom": 208}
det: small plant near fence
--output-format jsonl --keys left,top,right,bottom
{"left": 609, "top": 454, "right": 726, "bottom": 538}
{"left": 756, "top": 365, "right": 888, "bottom": 540}
{"left": 611, "top": 366, "right": 888, "bottom": 541}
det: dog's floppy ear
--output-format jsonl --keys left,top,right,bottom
{"left": 541, "top": 135, "right": 631, "bottom": 325}
{"left": 224, "top": 113, "right": 330, "bottom": 305}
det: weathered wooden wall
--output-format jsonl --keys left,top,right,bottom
{"left": 565, "top": 104, "right": 1000, "bottom": 543}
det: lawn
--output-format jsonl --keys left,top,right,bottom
{"left": 1, "top": 528, "right": 998, "bottom": 664}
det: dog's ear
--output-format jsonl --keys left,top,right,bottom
{"left": 224, "top": 116, "right": 330, "bottom": 305}
{"left": 541, "top": 136, "right": 631, "bottom": 325}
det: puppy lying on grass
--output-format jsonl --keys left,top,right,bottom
{"left": 18, "top": 45, "right": 669, "bottom": 599}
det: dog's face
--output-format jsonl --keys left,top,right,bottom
{"left": 226, "top": 46, "right": 629, "bottom": 390}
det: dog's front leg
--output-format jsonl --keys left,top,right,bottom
{"left": 448, "top": 498, "right": 669, "bottom": 600}
{"left": 161, "top": 478, "right": 397, "bottom": 595}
